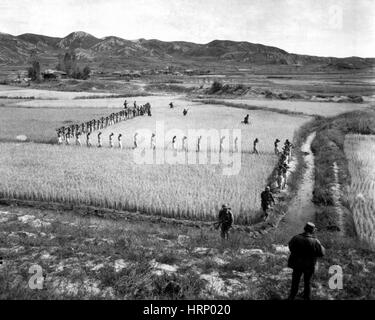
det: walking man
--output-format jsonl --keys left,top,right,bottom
{"left": 287, "top": 222, "right": 325, "bottom": 300}
{"left": 182, "top": 136, "right": 187, "bottom": 151}
{"left": 109, "top": 132, "right": 114, "bottom": 148}
{"left": 57, "top": 130, "right": 63, "bottom": 145}
{"left": 172, "top": 135, "right": 177, "bottom": 151}
{"left": 244, "top": 114, "right": 250, "bottom": 124}
{"left": 197, "top": 135, "right": 202, "bottom": 152}
{"left": 75, "top": 131, "right": 81, "bottom": 146}
{"left": 65, "top": 132, "right": 71, "bottom": 145}
{"left": 118, "top": 133, "right": 123, "bottom": 149}
{"left": 274, "top": 138, "right": 281, "bottom": 155}
{"left": 87, "top": 132, "right": 92, "bottom": 147}
{"left": 260, "top": 186, "right": 275, "bottom": 221}
{"left": 97, "top": 132, "right": 102, "bottom": 148}
{"left": 253, "top": 138, "right": 259, "bottom": 154}
{"left": 215, "top": 204, "right": 234, "bottom": 240}
{"left": 150, "top": 133, "right": 156, "bottom": 149}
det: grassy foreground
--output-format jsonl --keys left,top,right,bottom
{"left": 1, "top": 204, "right": 374, "bottom": 300}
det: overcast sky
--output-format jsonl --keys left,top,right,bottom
{"left": 0, "top": 0, "right": 374, "bottom": 57}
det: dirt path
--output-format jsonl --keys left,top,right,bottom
{"left": 282, "top": 132, "right": 316, "bottom": 234}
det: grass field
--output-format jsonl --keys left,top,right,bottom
{"left": 344, "top": 134, "right": 375, "bottom": 247}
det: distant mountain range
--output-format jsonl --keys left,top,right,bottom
{"left": 1, "top": 31, "right": 374, "bottom": 71}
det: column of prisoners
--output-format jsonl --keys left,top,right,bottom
{"left": 56, "top": 101, "right": 152, "bottom": 147}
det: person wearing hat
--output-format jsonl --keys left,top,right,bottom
{"left": 215, "top": 204, "right": 234, "bottom": 240}
{"left": 260, "top": 186, "right": 275, "bottom": 220}
{"left": 287, "top": 222, "right": 325, "bottom": 300}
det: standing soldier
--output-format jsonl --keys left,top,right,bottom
{"left": 118, "top": 133, "right": 123, "bottom": 149}
{"left": 169, "top": 102, "right": 174, "bottom": 108}
{"left": 109, "top": 132, "right": 114, "bottom": 148}
{"left": 97, "top": 132, "right": 102, "bottom": 148}
{"left": 260, "top": 186, "right": 275, "bottom": 221}
{"left": 86, "top": 132, "right": 92, "bottom": 147}
{"left": 253, "top": 138, "right": 259, "bottom": 154}
{"left": 75, "top": 131, "right": 82, "bottom": 146}
{"left": 81, "top": 122, "right": 85, "bottom": 134}
{"left": 183, "top": 108, "right": 188, "bottom": 116}
{"left": 287, "top": 222, "right": 325, "bottom": 300}
{"left": 215, "top": 204, "right": 234, "bottom": 240}
{"left": 123, "top": 99, "right": 128, "bottom": 109}
{"left": 274, "top": 138, "right": 281, "bottom": 155}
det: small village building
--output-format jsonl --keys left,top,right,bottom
{"left": 42, "top": 69, "right": 67, "bottom": 80}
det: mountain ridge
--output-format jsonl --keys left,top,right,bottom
{"left": 0, "top": 31, "right": 373, "bottom": 71}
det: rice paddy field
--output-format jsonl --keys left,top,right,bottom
{"left": 201, "top": 98, "right": 371, "bottom": 116}
{"left": 344, "top": 134, "right": 375, "bottom": 248}
{"left": 0, "top": 86, "right": 310, "bottom": 223}
{"left": 0, "top": 107, "right": 123, "bottom": 143}
{"left": 0, "top": 143, "right": 276, "bottom": 224}
{"left": 0, "top": 84, "right": 115, "bottom": 99}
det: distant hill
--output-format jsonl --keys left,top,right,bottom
{"left": 0, "top": 31, "right": 374, "bottom": 71}
{"left": 56, "top": 31, "right": 100, "bottom": 50}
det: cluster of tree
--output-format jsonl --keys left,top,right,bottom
{"left": 27, "top": 51, "right": 41, "bottom": 81}
{"left": 57, "top": 51, "right": 91, "bottom": 80}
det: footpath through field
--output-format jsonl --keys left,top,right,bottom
{"left": 281, "top": 132, "right": 317, "bottom": 235}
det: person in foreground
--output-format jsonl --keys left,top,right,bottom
{"left": 215, "top": 204, "right": 234, "bottom": 240}
{"left": 287, "top": 222, "right": 325, "bottom": 300}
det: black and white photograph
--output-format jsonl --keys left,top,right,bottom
{"left": 0, "top": 0, "right": 374, "bottom": 305}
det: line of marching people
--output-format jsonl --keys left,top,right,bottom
{"left": 275, "top": 138, "right": 293, "bottom": 191}
{"left": 260, "top": 138, "right": 294, "bottom": 221}
{"left": 56, "top": 100, "right": 152, "bottom": 146}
